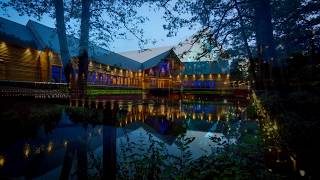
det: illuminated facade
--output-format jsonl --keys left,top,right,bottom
{"left": 0, "top": 17, "right": 230, "bottom": 89}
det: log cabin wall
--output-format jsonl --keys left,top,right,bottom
{"left": 0, "top": 42, "right": 52, "bottom": 82}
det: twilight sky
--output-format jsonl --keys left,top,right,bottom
{"left": 0, "top": 3, "right": 199, "bottom": 53}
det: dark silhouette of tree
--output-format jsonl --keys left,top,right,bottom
{"left": 156, "top": 0, "right": 320, "bottom": 88}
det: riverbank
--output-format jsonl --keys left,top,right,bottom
{"left": 250, "top": 89, "right": 320, "bottom": 179}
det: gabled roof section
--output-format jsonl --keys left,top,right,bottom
{"left": 0, "top": 17, "right": 38, "bottom": 49}
{"left": 183, "top": 61, "right": 229, "bottom": 75}
{"left": 142, "top": 49, "right": 174, "bottom": 69}
{"left": 119, "top": 46, "right": 173, "bottom": 63}
{"left": 119, "top": 47, "right": 179, "bottom": 70}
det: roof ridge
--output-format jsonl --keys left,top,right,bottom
{"left": 119, "top": 46, "right": 173, "bottom": 54}
{"left": 27, "top": 19, "right": 56, "bottom": 30}
{"left": 0, "top": 16, "right": 26, "bottom": 27}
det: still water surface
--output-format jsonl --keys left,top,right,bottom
{"left": 0, "top": 95, "right": 255, "bottom": 179}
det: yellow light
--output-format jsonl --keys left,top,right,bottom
{"left": 25, "top": 48, "right": 31, "bottom": 54}
{"left": 47, "top": 142, "right": 53, "bottom": 153}
{"left": 0, "top": 42, "right": 6, "bottom": 47}
{"left": 160, "top": 105, "right": 165, "bottom": 115}
{"left": 24, "top": 144, "right": 31, "bottom": 158}
{"left": 218, "top": 74, "right": 221, "bottom": 79}
{"left": 184, "top": 75, "right": 188, "bottom": 79}
{"left": 148, "top": 104, "right": 154, "bottom": 113}
{"left": 227, "top": 74, "right": 230, "bottom": 79}
{"left": 128, "top": 103, "right": 132, "bottom": 112}
{"left": 138, "top": 104, "right": 143, "bottom": 112}
{"left": 273, "top": 124, "right": 278, "bottom": 130}
{"left": 0, "top": 156, "right": 5, "bottom": 167}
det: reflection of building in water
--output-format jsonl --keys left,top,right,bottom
{"left": 0, "top": 17, "right": 230, "bottom": 90}
{"left": 0, "top": 99, "right": 245, "bottom": 178}
{"left": 119, "top": 102, "right": 229, "bottom": 126}
{"left": 69, "top": 98, "right": 238, "bottom": 127}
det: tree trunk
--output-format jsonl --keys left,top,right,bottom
{"left": 253, "top": 0, "right": 275, "bottom": 64}
{"left": 79, "top": 0, "right": 90, "bottom": 53}
{"left": 78, "top": 0, "right": 91, "bottom": 95}
{"left": 253, "top": 0, "right": 276, "bottom": 88}
{"left": 54, "top": 0, "right": 73, "bottom": 83}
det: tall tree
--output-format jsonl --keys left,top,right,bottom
{"left": 53, "top": 0, "right": 74, "bottom": 83}
{"left": 253, "top": 0, "right": 276, "bottom": 64}
{"left": 156, "top": 0, "right": 320, "bottom": 87}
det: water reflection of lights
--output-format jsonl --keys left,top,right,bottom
{"left": 0, "top": 155, "right": 5, "bottom": 167}
{"left": 119, "top": 101, "right": 123, "bottom": 110}
{"left": 24, "top": 144, "right": 31, "bottom": 158}
{"left": 160, "top": 105, "right": 165, "bottom": 115}
{"left": 64, "top": 140, "right": 68, "bottom": 147}
{"left": 128, "top": 103, "right": 132, "bottom": 112}
{"left": 148, "top": 104, "right": 154, "bottom": 113}
{"left": 138, "top": 104, "right": 143, "bottom": 112}
{"left": 299, "top": 170, "right": 305, "bottom": 177}
{"left": 98, "top": 128, "right": 102, "bottom": 135}
{"left": 47, "top": 142, "right": 54, "bottom": 153}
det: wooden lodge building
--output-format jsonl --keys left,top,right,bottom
{"left": 0, "top": 17, "right": 230, "bottom": 90}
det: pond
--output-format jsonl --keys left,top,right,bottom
{"left": 0, "top": 95, "right": 283, "bottom": 179}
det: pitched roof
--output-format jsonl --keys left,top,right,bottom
{"left": 26, "top": 20, "right": 141, "bottom": 70}
{"left": 0, "top": 17, "right": 228, "bottom": 73}
{"left": 95, "top": 51, "right": 141, "bottom": 70}
{"left": 119, "top": 47, "right": 176, "bottom": 70}
{"left": 119, "top": 46, "right": 173, "bottom": 63}
{"left": 142, "top": 49, "right": 173, "bottom": 69}
{"left": 27, "top": 20, "right": 100, "bottom": 57}
{"left": 0, "top": 17, "right": 38, "bottom": 49}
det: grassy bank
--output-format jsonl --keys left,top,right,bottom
{"left": 86, "top": 89, "right": 143, "bottom": 96}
